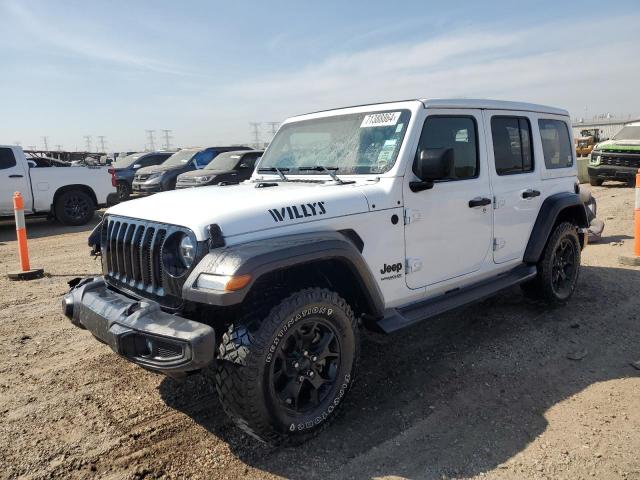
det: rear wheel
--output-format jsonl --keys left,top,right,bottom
{"left": 216, "top": 288, "right": 358, "bottom": 445}
{"left": 589, "top": 177, "right": 604, "bottom": 186}
{"left": 521, "top": 222, "right": 581, "bottom": 304}
{"left": 54, "top": 190, "right": 95, "bottom": 226}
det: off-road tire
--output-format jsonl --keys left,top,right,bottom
{"left": 54, "top": 190, "right": 95, "bottom": 226}
{"left": 521, "top": 222, "right": 581, "bottom": 304}
{"left": 216, "top": 288, "right": 359, "bottom": 445}
{"left": 589, "top": 177, "right": 604, "bottom": 186}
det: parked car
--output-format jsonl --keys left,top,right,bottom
{"left": 109, "top": 151, "right": 175, "bottom": 200}
{"left": 176, "top": 150, "right": 262, "bottom": 189}
{"left": 0, "top": 145, "right": 115, "bottom": 225}
{"left": 132, "top": 146, "right": 251, "bottom": 195}
{"left": 64, "top": 99, "right": 589, "bottom": 444}
{"left": 588, "top": 121, "right": 640, "bottom": 186}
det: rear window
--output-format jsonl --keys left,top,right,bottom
{"left": 0, "top": 148, "right": 17, "bottom": 169}
{"left": 538, "top": 119, "right": 573, "bottom": 169}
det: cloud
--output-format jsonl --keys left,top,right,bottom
{"left": 223, "top": 16, "right": 640, "bottom": 120}
{"left": 1, "top": 0, "right": 186, "bottom": 75}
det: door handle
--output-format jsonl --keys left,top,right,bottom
{"left": 468, "top": 197, "right": 492, "bottom": 208}
{"left": 8, "top": 174, "right": 23, "bottom": 178}
{"left": 522, "top": 189, "right": 541, "bottom": 199}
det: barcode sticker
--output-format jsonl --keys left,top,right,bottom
{"left": 361, "top": 112, "right": 401, "bottom": 128}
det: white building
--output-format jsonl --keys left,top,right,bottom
{"left": 572, "top": 117, "right": 640, "bottom": 140}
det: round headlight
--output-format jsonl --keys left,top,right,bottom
{"left": 179, "top": 235, "right": 195, "bottom": 268}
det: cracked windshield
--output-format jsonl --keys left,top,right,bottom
{"left": 258, "top": 109, "right": 411, "bottom": 174}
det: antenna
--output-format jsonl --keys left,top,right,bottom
{"left": 161, "top": 129, "right": 173, "bottom": 150}
{"left": 83, "top": 135, "right": 92, "bottom": 152}
{"left": 41, "top": 136, "right": 49, "bottom": 151}
{"left": 146, "top": 130, "right": 156, "bottom": 151}
{"left": 97, "top": 136, "right": 107, "bottom": 152}
{"left": 249, "top": 122, "right": 261, "bottom": 149}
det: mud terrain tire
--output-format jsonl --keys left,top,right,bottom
{"left": 216, "top": 288, "right": 359, "bottom": 445}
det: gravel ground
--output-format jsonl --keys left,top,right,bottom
{"left": 1, "top": 184, "right": 639, "bottom": 480}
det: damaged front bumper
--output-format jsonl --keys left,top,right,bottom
{"left": 62, "top": 277, "right": 215, "bottom": 377}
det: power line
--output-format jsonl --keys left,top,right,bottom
{"left": 249, "top": 122, "right": 261, "bottom": 149}
{"left": 83, "top": 135, "right": 92, "bottom": 152}
{"left": 145, "top": 130, "right": 156, "bottom": 151}
{"left": 41, "top": 136, "right": 49, "bottom": 151}
{"left": 161, "top": 129, "right": 173, "bottom": 150}
{"left": 97, "top": 136, "right": 107, "bottom": 152}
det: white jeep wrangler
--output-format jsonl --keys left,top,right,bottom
{"left": 63, "top": 99, "right": 588, "bottom": 444}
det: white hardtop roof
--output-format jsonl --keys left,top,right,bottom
{"left": 421, "top": 98, "right": 568, "bottom": 116}
{"left": 625, "top": 121, "right": 640, "bottom": 127}
{"left": 291, "top": 98, "right": 568, "bottom": 121}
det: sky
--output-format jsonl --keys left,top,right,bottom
{"left": 1, "top": 0, "right": 639, "bottom": 152}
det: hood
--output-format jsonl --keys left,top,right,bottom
{"left": 178, "top": 169, "right": 234, "bottom": 180}
{"left": 596, "top": 139, "right": 640, "bottom": 151}
{"left": 136, "top": 163, "right": 188, "bottom": 175}
{"left": 105, "top": 181, "right": 370, "bottom": 240}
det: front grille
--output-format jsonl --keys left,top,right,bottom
{"left": 600, "top": 153, "right": 640, "bottom": 168}
{"left": 135, "top": 174, "right": 151, "bottom": 181}
{"left": 103, "top": 217, "right": 167, "bottom": 294}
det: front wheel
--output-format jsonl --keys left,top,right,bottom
{"left": 589, "top": 177, "right": 604, "bottom": 186}
{"left": 216, "top": 288, "right": 359, "bottom": 445}
{"left": 522, "top": 222, "right": 581, "bottom": 304}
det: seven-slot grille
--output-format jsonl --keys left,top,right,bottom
{"left": 102, "top": 217, "right": 168, "bottom": 294}
{"left": 600, "top": 152, "right": 640, "bottom": 169}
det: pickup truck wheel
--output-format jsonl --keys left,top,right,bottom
{"left": 589, "top": 177, "right": 604, "bottom": 186}
{"left": 522, "top": 222, "right": 581, "bottom": 304}
{"left": 216, "top": 288, "right": 359, "bottom": 445}
{"left": 55, "top": 190, "right": 95, "bottom": 226}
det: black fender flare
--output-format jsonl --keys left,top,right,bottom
{"left": 182, "top": 231, "right": 384, "bottom": 316}
{"left": 523, "top": 192, "right": 589, "bottom": 263}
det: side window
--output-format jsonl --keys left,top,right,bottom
{"left": 243, "top": 153, "right": 260, "bottom": 168}
{"left": 491, "top": 116, "right": 534, "bottom": 175}
{"left": 415, "top": 116, "right": 479, "bottom": 180}
{"left": 538, "top": 119, "right": 573, "bottom": 169}
{"left": 195, "top": 150, "right": 216, "bottom": 168}
{"left": 138, "top": 155, "right": 158, "bottom": 167}
{"left": 0, "top": 148, "right": 17, "bottom": 169}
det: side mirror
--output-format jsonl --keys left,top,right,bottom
{"left": 410, "top": 148, "right": 454, "bottom": 192}
{"left": 132, "top": 163, "right": 142, "bottom": 169}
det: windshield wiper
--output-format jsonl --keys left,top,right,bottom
{"left": 298, "top": 166, "right": 354, "bottom": 185}
{"left": 257, "top": 167, "right": 290, "bottom": 181}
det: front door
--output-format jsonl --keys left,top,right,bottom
{"left": 403, "top": 110, "right": 493, "bottom": 289}
{"left": 0, "top": 147, "right": 32, "bottom": 215}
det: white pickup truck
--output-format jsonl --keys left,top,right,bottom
{"left": 0, "top": 145, "right": 116, "bottom": 225}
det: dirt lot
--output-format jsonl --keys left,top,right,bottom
{"left": 1, "top": 184, "right": 639, "bottom": 480}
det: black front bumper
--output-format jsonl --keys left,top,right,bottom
{"left": 63, "top": 277, "right": 215, "bottom": 377}
{"left": 588, "top": 165, "right": 637, "bottom": 180}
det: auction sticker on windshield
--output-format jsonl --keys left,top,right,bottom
{"left": 361, "top": 112, "right": 401, "bottom": 128}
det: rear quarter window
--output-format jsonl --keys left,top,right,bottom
{"left": 0, "top": 148, "right": 17, "bottom": 169}
{"left": 538, "top": 119, "right": 574, "bottom": 169}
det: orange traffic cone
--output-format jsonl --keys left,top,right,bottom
{"left": 619, "top": 169, "right": 640, "bottom": 266}
{"left": 7, "top": 192, "right": 44, "bottom": 280}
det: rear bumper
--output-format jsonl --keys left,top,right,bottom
{"left": 63, "top": 277, "right": 215, "bottom": 377}
{"left": 588, "top": 165, "right": 637, "bottom": 180}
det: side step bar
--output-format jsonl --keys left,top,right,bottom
{"left": 377, "top": 264, "right": 537, "bottom": 333}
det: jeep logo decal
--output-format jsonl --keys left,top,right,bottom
{"left": 380, "top": 263, "right": 403, "bottom": 275}
{"left": 268, "top": 201, "right": 326, "bottom": 223}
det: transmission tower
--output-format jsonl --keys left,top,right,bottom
{"left": 83, "top": 135, "right": 92, "bottom": 152}
{"left": 41, "top": 136, "right": 49, "bottom": 151}
{"left": 55, "top": 144, "right": 63, "bottom": 151}
{"left": 161, "top": 130, "right": 173, "bottom": 150}
{"left": 266, "top": 122, "right": 280, "bottom": 139}
{"left": 146, "top": 130, "right": 156, "bottom": 151}
{"left": 249, "top": 122, "right": 261, "bottom": 149}
{"left": 97, "top": 136, "right": 107, "bottom": 153}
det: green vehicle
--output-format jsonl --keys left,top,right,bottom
{"left": 588, "top": 122, "right": 640, "bottom": 186}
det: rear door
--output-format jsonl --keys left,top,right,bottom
{"left": 0, "top": 147, "right": 32, "bottom": 215}
{"left": 485, "top": 111, "right": 542, "bottom": 263}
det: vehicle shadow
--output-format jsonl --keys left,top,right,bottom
{"left": 0, "top": 213, "right": 101, "bottom": 242}
{"left": 159, "top": 265, "right": 640, "bottom": 479}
